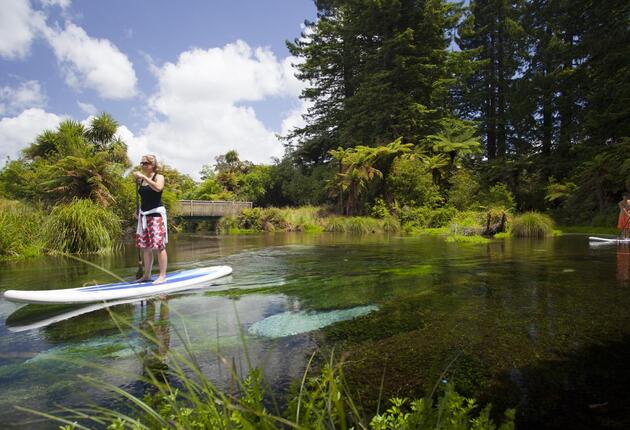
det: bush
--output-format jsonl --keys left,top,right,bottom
{"left": 400, "top": 206, "right": 459, "bottom": 230}
{"left": 511, "top": 212, "right": 555, "bottom": 238}
{"left": 389, "top": 157, "right": 443, "bottom": 207}
{"left": 370, "top": 198, "right": 390, "bottom": 218}
{"left": 45, "top": 199, "right": 122, "bottom": 253}
{"left": 448, "top": 211, "right": 485, "bottom": 236}
{"left": 482, "top": 183, "right": 515, "bottom": 211}
{"left": 448, "top": 168, "right": 481, "bottom": 210}
{"left": 0, "top": 199, "right": 46, "bottom": 258}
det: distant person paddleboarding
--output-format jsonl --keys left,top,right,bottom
{"left": 618, "top": 192, "right": 630, "bottom": 239}
{"left": 134, "top": 154, "right": 168, "bottom": 283}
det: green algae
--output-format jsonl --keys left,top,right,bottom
{"left": 382, "top": 264, "right": 434, "bottom": 276}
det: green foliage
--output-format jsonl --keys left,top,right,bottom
{"left": 370, "top": 198, "right": 390, "bottom": 218}
{"left": 448, "top": 169, "right": 481, "bottom": 211}
{"left": 389, "top": 157, "right": 443, "bottom": 208}
{"left": 40, "top": 152, "right": 125, "bottom": 208}
{"left": 237, "top": 165, "right": 273, "bottom": 205}
{"left": 371, "top": 385, "right": 514, "bottom": 430}
{"left": 45, "top": 199, "right": 122, "bottom": 253}
{"left": 481, "top": 183, "right": 515, "bottom": 211}
{"left": 511, "top": 212, "right": 555, "bottom": 238}
{"left": 400, "top": 206, "right": 459, "bottom": 231}
{"left": 0, "top": 199, "right": 46, "bottom": 259}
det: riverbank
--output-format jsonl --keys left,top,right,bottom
{"left": 4, "top": 199, "right": 622, "bottom": 261}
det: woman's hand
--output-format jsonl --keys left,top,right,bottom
{"left": 133, "top": 171, "right": 147, "bottom": 181}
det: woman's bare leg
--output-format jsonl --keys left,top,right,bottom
{"left": 142, "top": 248, "right": 153, "bottom": 281}
{"left": 154, "top": 248, "right": 168, "bottom": 283}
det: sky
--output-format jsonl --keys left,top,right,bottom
{"left": 0, "top": 0, "right": 317, "bottom": 178}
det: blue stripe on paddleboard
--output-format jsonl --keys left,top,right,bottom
{"left": 78, "top": 270, "right": 188, "bottom": 290}
{"left": 79, "top": 269, "right": 220, "bottom": 292}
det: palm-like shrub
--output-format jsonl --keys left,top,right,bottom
{"left": 41, "top": 153, "right": 124, "bottom": 208}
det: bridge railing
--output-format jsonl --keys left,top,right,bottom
{"left": 177, "top": 200, "right": 253, "bottom": 217}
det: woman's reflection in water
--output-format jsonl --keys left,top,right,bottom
{"left": 617, "top": 243, "right": 630, "bottom": 283}
{"left": 139, "top": 298, "right": 171, "bottom": 383}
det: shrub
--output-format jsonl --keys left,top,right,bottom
{"left": 482, "top": 183, "right": 515, "bottom": 211}
{"left": 448, "top": 168, "right": 481, "bottom": 210}
{"left": 370, "top": 198, "right": 390, "bottom": 218}
{"left": 448, "top": 211, "right": 485, "bottom": 235}
{"left": 511, "top": 212, "right": 555, "bottom": 238}
{"left": 45, "top": 199, "right": 122, "bottom": 253}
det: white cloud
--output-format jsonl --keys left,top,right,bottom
{"left": 0, "top": 80, "right": 47, "bottom": 115}
{"left": 0, "top": 0, "right": 46, "bottom": 60}
{"left": 77, "top": 100, "right": 97, "bottom": 115}
{"left": 126, "top": 40, "right": 305, "bottom": 178}
{"left": 40, "top": 0, "right": 71, "bottom": 8}
{"left": 43, "top": 23, "right": 137, "bottom": 99}
{"left": 0, "top": 108, "right": 64, "bottom": 162}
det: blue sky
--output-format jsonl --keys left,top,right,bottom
{"left": 0, "top": 0, "right": 317, "bottom": 177}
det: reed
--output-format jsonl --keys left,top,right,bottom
{"left": 511, "top": 212, "right": 555, "bottom": 238}
{"left": 45, "top": 199, "right": 122, "bottom": 253}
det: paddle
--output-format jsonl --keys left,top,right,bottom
{"left": 135, "top": 178, "right": 144, "bottom": 279}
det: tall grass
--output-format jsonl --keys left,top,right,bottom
{"left": 511, "top": 212, "right": 555, "bottom": 238}
{"left": 45, "top": 199, "right": 122, "bottom": 253}
{"left": 0, "top": 199, "right": 46, "bottom": 259}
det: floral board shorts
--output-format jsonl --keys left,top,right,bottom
{"left": 136, "top": 216, "right": 167, "bottom": 250}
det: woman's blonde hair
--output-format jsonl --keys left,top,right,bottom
{"left": 142, "top": 154, "right": 159, "bottom": 172}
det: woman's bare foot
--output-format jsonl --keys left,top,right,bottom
{"left": 153, "top": 276, "right": 166, "bottom": 284}
{"left": 136, "top": 277, "right": 152, "bottom": 283}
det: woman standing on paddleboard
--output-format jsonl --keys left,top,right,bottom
{"left": 134, "top": 155, "right": 168, "bottom": 283}
{"left": 618, "top": 192, "right": 630, "bottom": 239}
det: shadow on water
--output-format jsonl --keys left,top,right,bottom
{"left": 489, "top": 334, "right": 630, "bottom": 429}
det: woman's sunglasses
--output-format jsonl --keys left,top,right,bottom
{"left": 140, "top": 161, "right": 152, "bottom": 166}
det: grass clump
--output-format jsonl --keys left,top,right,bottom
{"left": 45, "top": 199, "right": 122, "bottom": 253}
{"left": 446, "top": 234, "right": 491, "bottom": 244}
{"left": 0, "top": 199, "right": 46, "bottom": 259}
{"left": 511, "top": 212, "right": 555, "bottom": 238}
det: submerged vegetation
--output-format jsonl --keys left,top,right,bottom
{"left": 30, "top": 319, "right": 514, "bottom": 430}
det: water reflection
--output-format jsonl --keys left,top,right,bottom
{"left": 617, "top": 243, "right": 630, "bottom": 283}
{"left": 139, "top": 298, "right": 171, "bottom": 382}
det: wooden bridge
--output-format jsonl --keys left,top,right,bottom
{"left": 176, "top": 200, "right": 252, "bottom": 218}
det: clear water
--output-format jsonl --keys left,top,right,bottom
{"left": 1, "top": 233, "right": 630, "bottom": 428}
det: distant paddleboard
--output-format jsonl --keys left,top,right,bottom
{"left": 589, "top": 236, "right": 630, "bottom": 244}
{"left": 3, "top": 266, "right": 232, "bottom": 305}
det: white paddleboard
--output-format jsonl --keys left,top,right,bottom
{"left": 589, "top": 236, "right": 630, "bottom": 244}
{"left": 2, "top": 266, "right": 232, "bottom": 304}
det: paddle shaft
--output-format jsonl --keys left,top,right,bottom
{"left": 135, "top": 179, "right": 144, "bottom": 279}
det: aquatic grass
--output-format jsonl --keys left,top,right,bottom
{"left": 0, "top": 199, "right": 46, "bottom": 259}
{"left": 493, "top": 232, "right": 511, "bottom": 239}
{"left": 44, "top": 199, "right": 122, "bottom": 253}
{"left": 446, "top": 234, "right": 491, "bottom": 244}
{"left": 383, "top": 264, "right": 434, "bottom": 277}
{"left": 510, "top": 212, "right": 555, "bottom": 238}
